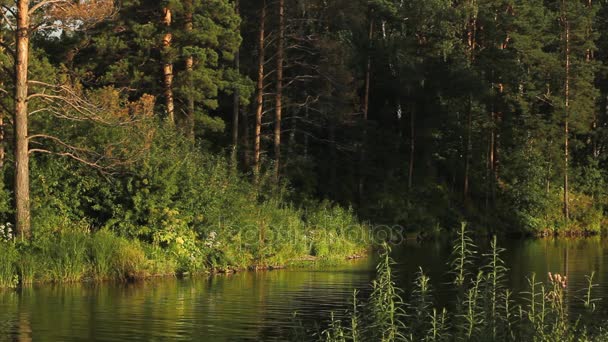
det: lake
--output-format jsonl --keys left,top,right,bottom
{"left": 1, "top": 237, "right": 607, "bottom": 341}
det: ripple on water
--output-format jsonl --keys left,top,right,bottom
{"left": 4, "top": 239, "right": 608, "bottom": 341}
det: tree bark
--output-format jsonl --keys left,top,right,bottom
{"left": 241, "top": 110, "right": 250, "bottom": 169}
{"left": 254, "top": 1, "right": 266, "bottom": 177}
{"left": 0, "top": 25, "right": 5, "bottom": 169}
{"left": 304, "top": 103, "right": 309, "bottom": 157}
{"left": 185, "top": 0, "right": 195, "bottom": 139}
{"left": 274, "top": 0, "right": 284, "bottom": 182}
{"left": 358, "top": 11, "right": 374, "bottom": 205}
{"left": 487, "top": 109, "right": 495, "bottom": 208}
{"left": 162, "top": 6, "right": 175, "bottom": 125}
{"left": 232, "top": 0, "right": 240, "bottom": 154}
{"left": 15, "top": 0, "right": 30, "bottom": 239}
{"left": 363, "top": 15, "right": 373, "bottom": 121}
{"left": 329, "top": 119, "right": 337, "bottom": 196}
{"left": 408, "top": 107, "right": 415, "bottom": 189}
{"left": 464, "top": 95, "right": 472, "bottom": 198}
{"left": 463, "top": 1, "right": 477, "bottom": 200}
{"left": 563, "top": 14, "right": 570, "bottom": 222}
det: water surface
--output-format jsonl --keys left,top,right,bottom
{"left": 2, "top": 238, "right": 608, "bottom": 341}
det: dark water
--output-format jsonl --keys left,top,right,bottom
{"left": 2, "top": 238, "right": 608, "bottom": 341}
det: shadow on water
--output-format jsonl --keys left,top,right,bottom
{"left": 2, "top": 238, "right": 608, "bottom": 340}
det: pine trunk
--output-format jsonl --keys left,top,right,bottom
{"left": 463, "top": 3, "right": 477, "bottom": 200}
{"left": 564, "top": 17, "right": 570, "bottom": 222}
{"left": 162, "top": 6, "right": 175, "bottom": 125}
{"left": 0, "top": 28, "right": 5, "bottom": 169}
{"left": 15, "top": 0, "right": 30, "bottom": 239}
{"left": 487, "top": 110, "right": 495, "bottom": 207}
{"left": 464, "top": 95, "right": 472, "bottom": 198}
{"left": 329, "top": 119, "right": 337, "bottom": 196}
{"left": 408, "top": 108, "right": 415, "bottom": 189}
{"left": 274, "top": 0, "right": 284, "bottom": 182}
{"left": 254, "top": 1, "right": 266, "bottom": 177}
{"left": 359, "top": 12, "right": 374, "bottom": 205}
{"left": 232, "top": 0, "right": 240, "bottom": 154}
{"left": 185, "top": 1, "right": 195, "bottom": 139}
{"left": 241, "top": 112, "right": 250, "bottom": 169}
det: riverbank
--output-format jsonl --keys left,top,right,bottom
{"left": 0, "top": 226, "right": 370, "bottom": 288}
{"left": 0, "top": 129, "right": 372, "bottom": 289}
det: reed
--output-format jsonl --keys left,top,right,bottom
{"left": 316, "top": 223, "right": 607, "bottom": 342}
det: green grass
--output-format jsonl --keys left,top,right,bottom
{"left": 0, "top": 218, "right": 366, "bottom": 288}
{"left": 0, "top": 242, "right": 18, "bottom": 288}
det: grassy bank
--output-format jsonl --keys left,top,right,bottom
{"left": 306, "top": 224, "right": 608, "bottom": 342}
{"left": 0, "top": 129, "right": 370, "bottom": 288}
{"left": 0, "top": 219, "right": 369, "bottom": 287}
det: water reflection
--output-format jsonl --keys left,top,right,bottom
{"left": 0, "top": 259, "right": 374, "bottom": 341}
{"left": 2, "top": 238, "right": 608, "bottom": 340}
{"left": 393, "top": 237, "right": 608, "bottom": 316}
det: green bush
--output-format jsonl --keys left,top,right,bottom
{"left": 0, "top": 125, "right": 370, "bottom": 283}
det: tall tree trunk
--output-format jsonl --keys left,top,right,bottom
{"left": 329, "top": 119, "right": 337, "bottom": 196}
{"left": 463, "top": 2, "right": 477, "bottom": 200}
{"left": 363, "top": 17, "right": 373, "bottom": 121}
{"left": 185, "top": 0, "right": 195, "bottom": 139}
{"left": 241, "top": 111, "right": 250, "bottom": 169}
{"left": 304, "top": 103, "right": 309, "bottom": 158}
{"left": 15, "top": 0, "right": 30, "bottom": 239}
{"left": 408, "top": 107, "right": 415, "bottom": 189}
{"left": 0, "top": 100, "right": 4, "bottom": 170}
{"left": 254, "top": 1, "right": 266, "bottom": 177}
{"left": 464, "top": 95, "right": 472, "bottom": 198}
{"left": 162, "top": 6, "right": 175, "bottom": 125}
{"left": 359, "top": 11, "right": 374, "bottom": 205}
{"left": 0, "top": 25, "right": 5, "bottom": 169}
{"left": 487, "top": 109, "right": 495, "bottom": 208}
{"left": 563, "top": 15, "right": 570, "bottom": 222}
{"left": 586, "top": 1, "right": 598, "bottom": 160}
{"left": 274, "top": 0, "right": 285, "bottom": 182}
{"left": 232, "top": 0, "right": 240, "bottom": 154}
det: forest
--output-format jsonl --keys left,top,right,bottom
{"left": 0, "top": 0, "right": 606, "bottom": 285}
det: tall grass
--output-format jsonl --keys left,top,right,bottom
{"left": 0, "top": 242, "right": 18, "bottom": 288}
{"left": 90, "top": 230, "right": 147, "bottom": 280}
{"left": 37, "top": 229, "right": 89, "bottom": 282}
{"left": 318, "top": 224, "right": 606, "bottom": 342}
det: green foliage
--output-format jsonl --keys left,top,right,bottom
{"left": 0, "top": 117, "right": 368, "bottom": 284}
{"left": 0, "top": 242, "right": 18, "bottom": 288}
{"left": 450, "top": 222, "right": 477, "bottom": 287}
{"left": 367, "top": 243, "right": 405, "bottom": 342}
{"left": 35, "top": 228, "right": 90, "bottom": 283}
{"left": 90, "top": 230, "right": 147, "bottom": 280}
{"left": 315, "top": 225, "right": 608, "bottom": 342}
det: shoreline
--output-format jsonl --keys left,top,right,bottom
{"left": 0, "top": 250, "right": 371, "bottom": 290}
